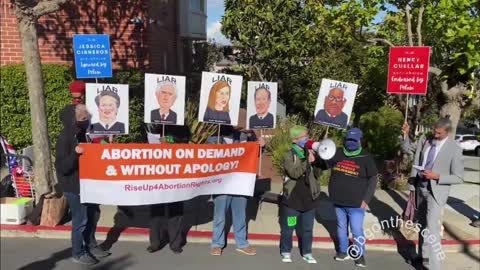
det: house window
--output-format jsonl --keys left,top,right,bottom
{"left": 190, "top": 0, "right": 205, "bottom": 12}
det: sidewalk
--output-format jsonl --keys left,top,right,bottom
{"left": 2, "top": 155, "right": 479, "bottom": 253}
{"left": 2, "top": 182, "right": 479, "bottom": 253}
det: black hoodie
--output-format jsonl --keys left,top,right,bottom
{"left": 55, "top": 105, "right": 87, "bottom": 194}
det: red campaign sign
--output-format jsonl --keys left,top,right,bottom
{"left": 387, "top": 47, "right": 431, "bottom": 95}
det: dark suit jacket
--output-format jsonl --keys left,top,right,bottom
{"left": 314, "top": 109, "right": 348, "bottom": 129}
{"left": 90, "top": 122, "right": 125, "bottom": 134}
{"left": 150, "top": 109, "right": 177, "bottom": 124}
{"left": 249, "top": 113, "right": 274, "bottom": 129}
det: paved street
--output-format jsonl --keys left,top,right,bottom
{"left": 464, "top": 155, "right": 480, "bottom": 184}
{"left": 1, "top": 237, "right": 479, "bottom": 270}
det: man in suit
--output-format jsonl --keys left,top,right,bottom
{"left": 249, "top": 87, "right": 274, "bottom": 129}
{"left": 401, "top": 118, "right": 464, "bottom": 270}
{"left": 314, "top": 88, "right": 348, "bottom": 129}
{"left": 150, "top": 81, "right": 177, "bottom": 124}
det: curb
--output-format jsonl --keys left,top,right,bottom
{"left": 2, "top": 224, "right": 479, "bottom": 252}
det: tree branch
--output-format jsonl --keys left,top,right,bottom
{"left": 429, "top": 66, "right": 449, "bottom": 95}
{"left": 254, "top": 64, "right": 265, "bottom": 81}
{"left": 405, "top": 4, "right": 414, "bottom": 46}
{"left": 33, "top": 0, "right": 69, "bottom": 17}
{"left": 416, "top": 4, "right": 425, "bottom": 46}
{"left": 367, "top": 38, "right": 394, "bottom": 47}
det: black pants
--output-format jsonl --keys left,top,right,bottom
{"left": 149, "top": 202, "right": 184, "bottom": 250}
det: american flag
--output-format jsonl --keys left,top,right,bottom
{"left": 0, "top": 135, "right": 18, "bottom": 173}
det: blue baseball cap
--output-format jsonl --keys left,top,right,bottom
{"left": 345, "top": 128, "right": 363, "bottom": 151}
{"left": 346, "top": 128, "right": 363, "bottom": 141}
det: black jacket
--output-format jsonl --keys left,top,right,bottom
{"left": 55, "top": 105, "right": 86, "bottom": 194}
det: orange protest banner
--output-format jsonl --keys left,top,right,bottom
{"left": 79, "top": 143, "right": 259, "bottom": 205}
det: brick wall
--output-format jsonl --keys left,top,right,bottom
{"left": 0, "top": 0, "right": 180, "bottom": 74}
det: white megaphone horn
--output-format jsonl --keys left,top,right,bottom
{"left": 307, "top": 139, "right": 336, "bottom": 160}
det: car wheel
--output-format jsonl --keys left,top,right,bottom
{"left": 476, "top": 147, "right": 480, "bottom": 157}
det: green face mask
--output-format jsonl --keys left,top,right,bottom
{"left": 343, "top": 147, "right": 362, "bottom": 157}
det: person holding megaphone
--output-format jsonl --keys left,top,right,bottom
{"left": 279, "top": 126, "right": 323, "bottom": 264}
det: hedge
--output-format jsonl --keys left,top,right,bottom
{"left": 0, "top": 65, "right": 147, "bottom": 151}
{"left": 0, "top": 64, "right": 73, "bottom": 150}
{"left": 359, "top": 106, "right": 404, "bottom": 159}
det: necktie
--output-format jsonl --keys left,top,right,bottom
{"left": 105, "top": 124, "right": 109, "bottom": 130}
{"left": 162, "top": 114, "right": 166, "bottom": 120}
{"left": 424, "top": 142, "right": 436, "bottom": 170}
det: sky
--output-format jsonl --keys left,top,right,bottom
{"left": 206, "top": 0, "right": 230, "bottom": 45}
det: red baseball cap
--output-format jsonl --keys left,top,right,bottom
{"left": 69, "top": 80, "right": 86, "bottom": 94}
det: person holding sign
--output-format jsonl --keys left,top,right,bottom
{"left": 90, "top": 91, "right": 125, "bottom": 134}
{"left": 203, "top": 80, "right": 232, "bottom": 124}
{"left": 147, "top": 124, "right": 191, "bottom": 254}
{"left": 315, "top": 88, "right": 348, "bottom": 129}
{"left": 279, "top": 126, "right": 322, "bottom": 264}
{"left": 400, "top": 119, "right": 464, "bottom": 270}
{"left": 55, "top": 104, "right": 110, "bottom": 265}
{"left": 249, "top": 86, "right": 274, "bottom": 129}
{"left": 208, "top": 125, "right": 260, "bottom": 256}
{"left": 150, "top": 81, "right": 178, "bottom": 124}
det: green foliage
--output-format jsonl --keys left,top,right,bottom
{"left": 185, "top": 100, "right": 218, "bottom": 144}
{"left": 0, "top": 64, "right": 72, "bottom": 149}
{"left": 359, "top": 106, "right": 404, "bottom": 159}
{"left": 114, "top": 96, "right": 144, "bottom": 143}
{"left": 423, "top": 0, "right": 480, "bottom": 78}
{"left": 222, "top": 0, "right": 388, "bottom": 120}
{"left": 192, "top": 42, "right": 223, "bottom": 73}
{"left": 105, "top": 69, "right": 146, "bottom": 143}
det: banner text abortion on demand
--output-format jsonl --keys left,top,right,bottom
{"left": 100, "top": 147, "right": 246, "bottom": 160}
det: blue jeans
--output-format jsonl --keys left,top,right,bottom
{"left": 211, "top": 195, "right": 249, "bottom": 248}
{"left": 335, "top": 206, "right": 366, "bottom": 257}
{"left": 279, "top": 206, "right": 315, "bottom": 256}
{"left": 64, "top": 192, "right": 100, "bottom": 257}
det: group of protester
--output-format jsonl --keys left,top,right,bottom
{"left": 55, "top": 80, "right": 464, "bottom": 270}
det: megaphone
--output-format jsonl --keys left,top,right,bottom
{"left": 313, "top": 139, "right": 337, "bottom": 160}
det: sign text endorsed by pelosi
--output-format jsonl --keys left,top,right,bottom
{"left": 387, "top": 47, "right": 430, "bottom": 95}
{"left": 73, "top": 34, "right": 112, "bottom": 78}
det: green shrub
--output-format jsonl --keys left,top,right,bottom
{"left": 359, "top": 106, "right": 404, "bottom": 159}
{"left": 0, "top": 64, "right": 73, "bottom": 150}
{"left": 185, "top": 100, "right": 218, "bottom": 144}
{"left": 105, "top": 70, "right": 146, "bottom": 143}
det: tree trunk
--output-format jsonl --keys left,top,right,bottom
{"left": 440, "top": 101, "right": 462, "bottom": 138}
{"left": 17, "top": 15, "right": 54, "bottom": 200}
{"left": 439, "top": 84, "right": 466, "bottom": 138}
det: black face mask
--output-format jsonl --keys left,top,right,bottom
{"left": 77, "top": 120, "right": 90, "bottom": 131}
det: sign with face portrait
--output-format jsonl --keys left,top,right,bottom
{"left": 313, "top": 79, "right": 358, "bottom": 129}
{"left": 198, "top": 72, "right": 243, "bottom": 126}
{"left": 86, "top": 83, "right": 129, "bottom": 135}
{"left": 246, "top": 81, "right": 277, "bottom": 129}
{"left": 144, "top": 73, "right": 186, "bottom": 125}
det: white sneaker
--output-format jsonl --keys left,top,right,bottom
{"left": 302, "top": 254, "right": 317, "bottom": 264}
{"left": 281, "top": 253, "right": 292, "bottom": 263}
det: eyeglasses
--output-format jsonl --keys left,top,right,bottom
{"left": 327, "top": 96, "right": 345, "bottom": 102}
